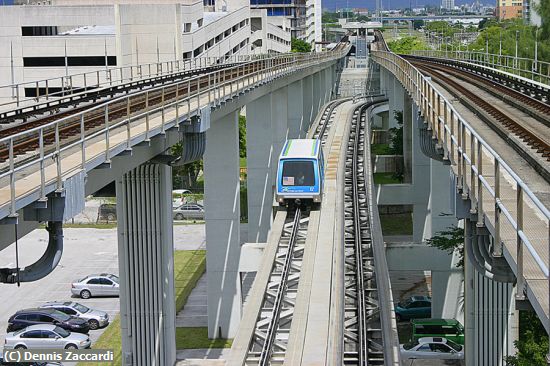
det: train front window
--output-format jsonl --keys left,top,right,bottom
{"left": 282, "top": 161, "right": 315, "bottom": 186}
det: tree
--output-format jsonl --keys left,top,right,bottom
{"left": 426, "top": 226, "right": 464, "bottom": 268}
{"left": 536, "top": 0, "right": 550, "bottom": 39}
{"left": 505, "top": 311, "right": 548, "bottom": 366}
{"left": 389, "top": 110, "right": 403, "bottom": 155}
{"left": 239, "top": 115, "right": 247, "bottom": 158}
{"left": 291, "top": 38, "right": 312, "bottom": 53}
{"left": 387, "top": 36, "right": 427, "bottom": 54}
{"left": 413, "top": 20, "right": 425, "bottom": 30}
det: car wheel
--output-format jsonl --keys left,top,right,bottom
{"left": 107, "top": 213, "right": 116, "bottom": 221}
{"left": 65, "top": 344, "right": 78, "bottom": 350}
{"left": 15, "top": 345, "right": 27, "bottom": 350}
{"left": 80, "top": 289, "right": 92, "bottom": 299}
{"left": 89, "top": 319, "right": 100, "bottom": 330}
{"left": 396, "top": 313, "right": 402, "bottom": 322}
{"left": 175, "top": 213, "right": 184, "bottom": 221}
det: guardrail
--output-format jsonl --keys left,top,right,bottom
{"left": 0, "top": 46, "right": 349, "bottom": 219}
{"left": 372, "top": 48, "right": 550, "bottom": 333}
{"left": 411, "top": 50, "right": 550, "bottom": 86}
{"left": 0, "top": 54, "right": 280, "bottom": 112}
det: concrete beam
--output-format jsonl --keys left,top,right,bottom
{"left": 287, "top": 79, "right": 304, "bottom": 139}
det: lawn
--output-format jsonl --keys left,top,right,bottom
{"left": 380, "top": 213, "right": 413, "bottom": 236}
{"left": 371, "top": 143, "right": 391, "bottom": 155}
{"left": 77, "top": 250, "right": 206, "bottom": 365}
{"left": 176, "top": 327, "right": 232, "bottom": 349}
{"left": 373, "top": 172, "right": 402, "bottom": 184}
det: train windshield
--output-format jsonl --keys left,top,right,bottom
{"left": 281, "top": 160, "right": 315, "bottom": 186}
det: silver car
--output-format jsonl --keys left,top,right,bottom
{"left": 71, "top": 274, "right": 120, "bottom": 299}
{"left": 400, "top": 337, "right": 464, "bottom": 361}
{"left": 173, "top": 203, "right": 204, "bottom": 220}
{"left": 4, "top": 324, "right": 91, "bottom": 350}
{"left": 40, "top": 301, "right": 109, "bottom": 330}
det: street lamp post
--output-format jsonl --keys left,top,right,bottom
{"left": 514, "top": 30, "right": 519, "bottom": 69}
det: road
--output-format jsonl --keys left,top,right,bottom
{"left": 0, "top": 224, "right": 207, "bottom": 348}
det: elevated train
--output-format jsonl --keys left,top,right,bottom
{"left": 276, "top": 139, "right": 325, "bottom": 206}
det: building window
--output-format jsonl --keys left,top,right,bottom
{"left": 23, "top": 56, "right": 116, "bottom": 67}
{"left": 21, "top": 26, "right": 58, "bottom": 36}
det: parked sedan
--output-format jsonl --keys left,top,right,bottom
{"left": 71, "top": 274, "right": 119, "bottom": 299}
{"left": 400, "top": 337, "right": 464, "bottom": 360}
{"left": 173, "top": 204, "right": 204, "bottom": 220}
{"left": 40, "top": 302, "right": 109, "bottom": 330}
{"left": 394, "top": 295, "right": 432, "bottom": 322}
{"left": 7, "top": 309, "right": 89, "bottom": 334}
{"left": 4, "top": 324, "right": 91, "bottom": 350}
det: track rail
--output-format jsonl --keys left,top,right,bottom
{"left": 343, "top": 104, "right": 384, "bottom": 365}
{"left": 245, "top": 208, "right": 309, "bottom": 365}
{"left": 405, "top": 56, "right": 550, "bottom": 122}
{"left": 242, "top": 97, "right": 346, "bottom": 365}
{"left": 412, "top": 62, "right": 550, "bottom": 162}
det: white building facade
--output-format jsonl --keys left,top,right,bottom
{"left": 0, "top": 0, "right": 290, "bottom": 101}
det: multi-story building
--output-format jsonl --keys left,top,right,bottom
{"left": 524, "top": 0, "right": 541, "bottom": 26}
{"left": 245, "top": 0, "right": 318, "bottom": 44}
{"left": 441, "top": 0, "right": 455, "bottom": 10}
{"left": 0, "top": 0, "right": 290, "bottom": 101}
{"left": 496, "top": 0, "right": 524, "bottom": 19}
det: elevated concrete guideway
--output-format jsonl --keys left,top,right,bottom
{"left": 0, "top": 45, "right": 348, "bottom": 366}
{"left": 372, "top": 32, "right": 550, "bottom": 365}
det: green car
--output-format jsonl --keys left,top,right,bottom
{"left": 411, "top": 318, "right": 465, "bottom": 345}
{"left": 394, "top": 296, "right": 432, "bottom": 322}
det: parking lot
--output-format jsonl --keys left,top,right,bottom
{"left": 0, "top": 223, "right": 206, "bottom": 351}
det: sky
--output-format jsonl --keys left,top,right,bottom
{"left": 323, "top": 0, "right": 486, "bottom": 11}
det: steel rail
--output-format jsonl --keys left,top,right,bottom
{"left": 351, "top": 104, "right": 369, "bottom": 365}
{"left": 257, "top": 207, "right": 302, "bottom": 366}
{"left": 412, "top": 62, "right": 550, "bottom": 162}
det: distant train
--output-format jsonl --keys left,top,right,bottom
{"left": 276, "top": 139, "right": 325, "bottom": 206}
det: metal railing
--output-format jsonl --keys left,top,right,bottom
{"left": 0, "top": 46, "right": 349, "bottom": 219}
{"left": 372, "top": 48, "right": 550, "bottom": 332}
{"left": 411, "top": 50, "right": 550, "bottom": 86}
{"left": 0, "top": 53, "right": 283, "bottom": 112}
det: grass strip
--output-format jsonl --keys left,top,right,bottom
{"left": 175, "top": 327, "right": 232, "bottom": 349}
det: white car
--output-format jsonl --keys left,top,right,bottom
{"left": 4, "top": 324, "right": 91, "bottom": 350}
{"left": 400, "top": 337, "right": 464, "bottom": 360}
{"left": 71, "top": 274, "right": 120, "bottom": 299}
{"left": 40, "top": 301, "right": 109, "bottom": 330}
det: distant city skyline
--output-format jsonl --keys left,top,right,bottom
{"left": 324, "top": 0, "right": 492, "bottom": 11}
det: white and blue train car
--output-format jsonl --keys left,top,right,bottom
{"left": 276, "top": 139, "right": 325, "bottom": 206}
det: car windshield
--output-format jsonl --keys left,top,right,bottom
{"left": 13, "top": 328, "right": 25, "bottom": 336}
{"left": 446, "top": 339, "right": 462, "bottom": 352}
{"left": 108, "top": 275, "right": 119, "bottom": 283}
{"left": 281, "top": 160, "right": 315, "bottom": 186}
{"left": 54, "top": 326, "right": 70, "bottom": 338}
{"left": 402, "top": 339, "right": 419, "bottom": 350}
{"left": 74, "top": 303, "right": 89, "bottom": 313}
{"left": 78, "top": 276, "right": 88, "bottom": 282}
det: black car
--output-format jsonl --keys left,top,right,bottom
{"left": 7, "top": 308, "right": 89, "bottom": 334}
{"left": 97, "top": 203, "right": 116, "bottom": 222}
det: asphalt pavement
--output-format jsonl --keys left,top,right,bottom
{"left": 0, "top": 224, "right": 208, "bottom": 348}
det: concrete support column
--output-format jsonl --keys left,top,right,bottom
{"left": 246, "top": 94, "right": 274, "bottom": 243}
{"left": 464, "top": 219, "right": 517, "bottom": 366}
{"left": 312, "top": 72, "right": 322, "bottom": 119}
{"left": 302, "top": 74, "right": 314, "bottom": 136}
{"left": 116, "top": 163, "right": 176, "bottom": 366}
{"left": 324, "top": 67, "right": 332, "bottom": 104}
{"left": 389, "top": 76, "right": 404, "bottom": 129}
{"left": 403, "top": 93, "right": 413, "bottom": 183}
{"left": 287, "top": 80, "right": 304, "bottom": 138}
{"left": 272, "top": 87, "right": 289, "bottom": 175}
{"left": 411, "top": 103, "right": 430, "bottom": 243}
{"left": 204, "top": 110, "right": 242, "bottom": 338}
